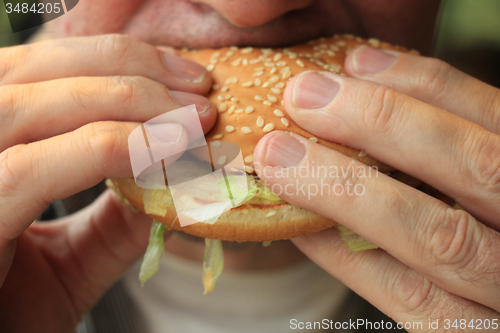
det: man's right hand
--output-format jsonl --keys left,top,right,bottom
{"left": 0, "top": 34, "right": 217, "bottom": 333}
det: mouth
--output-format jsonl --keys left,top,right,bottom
{"left": 122, "top": 0, "right": 353, "bottom": 49}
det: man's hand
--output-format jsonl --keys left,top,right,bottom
{"left": 253, "top": 46, "right": 500, "bottom": 331}
{"left": 0, "top": 34, "right": 217, "bottom": 332}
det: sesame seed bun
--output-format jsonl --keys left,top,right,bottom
{"left": 110, "top": 35, "right": 417, "bottom": 242}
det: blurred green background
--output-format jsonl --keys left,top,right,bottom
{"left": 1, "top": 0, "right": 500, "bottom": 86}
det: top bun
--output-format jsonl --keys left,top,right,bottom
{"left": 110, "top": 35, "right": 416, "bottom": 242}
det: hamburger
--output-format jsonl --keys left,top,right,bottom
{"left": 108, "top": 35, "right": 424, "bottom": 292}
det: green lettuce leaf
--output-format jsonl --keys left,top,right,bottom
{"left": 139, "top": 220, "right": 166, "bottom": 286}
{"left": 202, "top": 238, "right": 224, "bottom": 294}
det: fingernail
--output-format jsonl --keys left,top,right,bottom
{"left": 147, "top": 123, "right": 182, "bottom": 143}
{"left": 292, "top": 71, "right": 340, "bottom": 109}
{"left": 161, "top": 53, "right": 207, "bottom": 83}
{"left": 265, "top": 132, "right": 306, "bottom": 168}
{"left": 170, "top": 91, "right": 211, "bottom": 114}
{"left": 352, "top": 46, "right": 396, "bottom": 75}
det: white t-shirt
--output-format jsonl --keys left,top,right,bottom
{"left": 123, "top": 250, "right": 350, "bottom": 333}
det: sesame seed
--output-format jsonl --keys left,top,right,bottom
{"left": 249, "top": 58, "right": 260, "bottom": 64}
{"left": 227, "top": 105, "right": 236, "bottom": 115}
{"left": 270, "top": 67, "right": 277, "bottom": 74}
{"left": 269, "top": 76, "right": 279, "bottom": 83}
{"left": 220, "top": 57, "right": 228, "bottom": 62}
{"left": 210, "top": 58, "right": 218, "bottom": 64}
{"left": 355, "top": 37, "right": 363, "bottom": 42}
{"left": 212, "top": 84, "right": 220, "bottom": 90}
{"left": 244, "top": 155, "right": 254, "bottom": 163}
{"left": 221, "top": 86, "right": 229, "bottom": 92}
{"left": 218, "top": 103, "right": 227, "bottom": 112}
{"left": 309, "top": 137, "right": 318, "bottom": 143}
{"left": 242, "top": 58, "right": 248, "bottom": 65}
{"left": 206, "top": 64, "right": 215, "bottom": 71}
{"left": 358, "top": 151, "right": 367, "bottom": 157}
{"left": 242, "top": 81, "right": 254, "bottom": 87}
{"left": 263, "top": 123, "right": 275, "bottom": 132}
{"left": 225, "top": 125, "right": 235, "bottom": 133}
{"left": 262, "top": 81, "right": 270, "bottom": 88}
{"left": 296, "top": 60, "right": 305, "bottom": 67}
{"left": 273, "top": 53, "right": 283, "bottom": 61}
{"left": 344, "top": 34, "right": 354, "bottom": 39}
{"left": 254, "top": 78, "right": 262, "bottom": 86}
{"left": 274, "top": 82, "right": 285, "bottom": 89}
{"left": 245, "top": 166, "right": 254, "bottom": 174}
{"left": 217, "top": 95, "right": 224, "bottom": 101}
{"left": 267, "top": 94, "right": 277, "bottom": 103}
{"left": 281, "top": 100, "right": 284, "bottom": 106}
{"left": 368, "top": 38, "right": 380, "bottom": 47}
{"left": 288, "top": 53, "right": 297, "bottom": 59}
{"left": 213, "top": 134, "right": 223, "bottom": 139}
{"left": 273, "top": 109, "right": 284, "bottom": 117}
{"left": 230, "top": 46, "right": 238, "bottom": 50}
{"left": 225, "top": 77, "right": 238, "bottom": 84}
{"left": 254, "top": 95, "right": 265, "bottom": 101}
{"left": 330, "top": 45, "right": 339, "bottom": 51}
{"left": 326, "top": 50, "right": 335, "bottom": 56}
{"left": 256, "top": 116, "right": 264, "bottom": 127}
{"left": 282, "top": 69, "right": 292, "bottom": 79}
{"left": 276, "top": 61, "right": 287, "bottom": 67}
{"left": 320, "top": 43, "right": 327, "bottom": 49}
{"left": 241, "top": 47, "right": 253, "bottom": 54}
{"left": 211, "top": 141, "right": 221, "bottom": 147}
{"left": 231, "top": 97, "right": 239, "bottom": 102}
{"left": 313, "top": 46, "right": 320, "bottom": 51}
{"left": 336, "top": 41, "right": 346, "bottom": 47}
{"left": 245, "top": 106, "right": 254, "bottom": 113}
{"left": 281, "top": 117, "right": 289, "bottom": 127}
{"left": 226, "top": 50, "right": 234, "bottom": 56}
{"left": 224, "top": 94, "right": 232, "bottom": 100}
{"left": 329, "top": 64, "right": 341, "bottom": 72}
{"left": 263, "top": 100, "right": 272, "bottom": 106}
{"left": 265, "top": 211, "right": 276, "bottom": 217}
{"left": 218, "top": 156, "right": 227, "bottom": 165}
{"left": 313, "top": 52, "right": 321, "bottom": 58}
{"left": 261, "top": 48, "right": 273, "bottom": 54}
{"left": 254, "top": 67, "right": 265, "bottom": 71}
{"left": 211, "top": 51, "right": 220, "bottom": 58}
{"left": 271, "top": 87, "right": 281, "bottom": 94}
{"left": 265, "top": 62, "right": 275, "bottom": 67}
{"left": 241, "top": 127, "right": 253, "bottom": 134}
{"left": 253, "top": 71, "right": 264, "bottom": 77}
{"left": 234, "top": 108, "right": 243, "bottom": 113}
{"left": 231, "top": 58, "right": 242, "bottom": 66}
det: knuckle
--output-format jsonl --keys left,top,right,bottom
{"left": 427, "top": 208, "right": 481, "bottom": 270}
{"left": 106, "top": 76, "right": 145, "bottom": 105}
{"left": 418, "top": 58, "right": 454, "bottom": 100}
{"left": 327, "top": 160, "right": 366, "bottom": 204}
{"left": 359, "top": 85, "right": 404, "bottom": 138}
{"left": 0, "top": 144, "right": 30, "bottom": 196}
{"left": 390, "top": 267, "right": 438, "bottom": 316}
{"left": 94, "top": 34, "right": 138, "bottom": 67}
{"left": 79, "top": 121, "right": 126, "bottom": 172}
{"left": 466, "top": 133, "right": 500, "bottom": 197}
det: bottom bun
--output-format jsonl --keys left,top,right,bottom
{"left": 110, "top": 177, "right": 336, "bottom": 242}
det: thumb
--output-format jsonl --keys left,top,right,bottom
{"left": 31, "top": 189, "right": 170, "bottom": 316}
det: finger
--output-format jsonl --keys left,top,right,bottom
{"left": 292, "top": 228, "right": 500, "bottom": 332}
{"left": 0, "top": 76, "right": 217, "bottom": 150}
{"left": 0, "top": 121, "right": 187, "bottom": 242}
{"left": 253, "top": 131, "right": 500, "bottom": 312}
{"left": 0, "top": 34, "right": 211, "bottom": 95}
{"left": 344, "top": 46, "right": 500, "bottom": 134}
{"left": 283, "top": 71, "right": 500, "bottom": 226}
{"left": 1, "top": 190, "right": 171, "bottom": 323}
